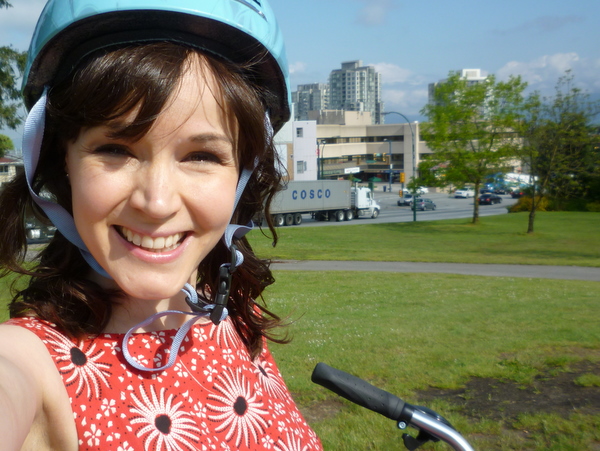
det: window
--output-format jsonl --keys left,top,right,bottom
{"left": 297, "top": 160, "right": 307, "bottom": 174}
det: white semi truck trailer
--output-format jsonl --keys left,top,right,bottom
{"left": 268, "top": 180, "right": 380, "bottom": 226}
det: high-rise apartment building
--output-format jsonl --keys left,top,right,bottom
{"left": 328, "top": 61, "right": 384, "bottom": 124}
{"left": 292, "top": 83, "right": 329, "bottom": 121}
{"left": 428, "top": 68, "right": 487, "bottom": 104}
{"left": 291, "top": 61, "right": 384, "bottom": 125}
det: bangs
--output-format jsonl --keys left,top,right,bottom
{"left": 48, "top": 43, "right": 194, "bottom": 143}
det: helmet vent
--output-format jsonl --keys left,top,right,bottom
{"left": 233, "top": 0, "right": 266, "bottom": 19}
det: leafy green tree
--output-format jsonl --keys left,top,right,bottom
{"left": 0, "top": 1, "right": 27, "bottom": 130}
{"left": 519, "top": 72, "right": 600, "bottom": 232}
{"left": 0, "top": 133, "right": 13, "bottom": 157}
{"left": 421, "top": 71, "right": 527, "bottom": 223}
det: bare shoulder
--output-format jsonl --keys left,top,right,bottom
{"left": 0, "top": 323, "right": 78, "bottom": 451}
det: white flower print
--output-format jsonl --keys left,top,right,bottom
{"left": 117, "top": 441, "right": 134, "bottom": 451}
{"left": 129, "top": 385, "right": 200, "bottom": 451}
{"left": 207, "top": 367, "right": 269, "bottom": 448}
{"left": 210, "top": 318, "right": 242, "bottom": 349}
{"left": 254, "top": 359, "right": 288, "bottom": 400}
{"left": 43, "top": 327, "right": 112, "bottom": 399}
{"left": 203, "top": 360, "right": 219, "bottom": 382}
{"left": 222, "top": 348, "right": 235, "bottom": 365}
{"left": 83, "top": 423, "right": 102, "bottom": 447}
{"left": 275, "top": 430, "right": 309, "bottom": 451}
{"left": 100, "top": 398, "right": 117, "bottom": 417}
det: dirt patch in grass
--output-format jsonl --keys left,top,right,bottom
{"left": 300, "top": 397, "right": 347, "bottom": 424}
{"left": 416, "top": 360, "right": 600, "bottom": 422}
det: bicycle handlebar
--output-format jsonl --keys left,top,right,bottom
{"left": 311, "top": 363, "right": 474, "bottom": 451}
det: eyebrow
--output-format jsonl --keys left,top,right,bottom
{"left": 190, "top": 133, "right": 233, "bottom": 146}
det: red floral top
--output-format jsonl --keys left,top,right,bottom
{"left": 6, "top": 316, "right": 322, "bottom": 451}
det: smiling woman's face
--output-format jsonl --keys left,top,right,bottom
{"left": 65, "top": 56, "right": 239, "bottom": 302}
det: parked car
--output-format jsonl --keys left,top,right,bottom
{"left": 479, "top": 193, "right": 502, "bottom": 205}
{"left": 402, "top": 186, "right": 429, "bottom": 195}
{"left": 454, "top": 188, "right": 475, "bottom": 198}
{"left": 415, "top": 198, "right": 436, "bottom": 211}
{"left": 511, "top": 190, "right": 525, "bottom": 198}
{"left": 398, "top": 194, "right": 418, "bottom": 206}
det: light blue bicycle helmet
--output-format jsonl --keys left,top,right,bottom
{"left": 23, "top": 0, "right": 290, "bottom": 131}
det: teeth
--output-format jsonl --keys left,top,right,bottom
{"left": 120, "top": 227, "right": 183, "bottom": 251}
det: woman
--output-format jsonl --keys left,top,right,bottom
{"left": 0, "top": 1, "right": 322, "bottom": 449}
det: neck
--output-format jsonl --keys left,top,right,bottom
{"left": 103, "top": 291, "right": 209, "bottom": 334}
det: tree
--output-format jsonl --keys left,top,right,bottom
{"left": 421, "top": 71, "right": 527, "bottom": 223}
{"left": 0, "top": 1, "right": 27, "bottom": 130}
{"left": 0, "top": 133, "right": 13, "bottom": 157}
{"left": 519, "top": 72, "right": 600, "bottom": 233}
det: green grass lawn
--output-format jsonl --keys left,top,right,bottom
{"left": 248, "top": 212, "right": 600, "bottom": 267}
{"left": 266, "top": 271, "right": 600, "bottom": 450}
{"left": 2, "top": 212, "right": 599, "bottom": 449}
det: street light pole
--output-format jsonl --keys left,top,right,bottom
{"left": 318, "top": 139, "right": 327, "bottom": 180}
{"left": 384, "top": 139, "right": 393, "bottom": 193}
{"left": 383, "top": 111, "right": 417, "bottom": 222}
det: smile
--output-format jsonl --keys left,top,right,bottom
{"left": 117, "top": 226, "right": 185, "bottom": 252}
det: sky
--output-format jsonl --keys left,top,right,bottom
{"left": 2, "top": 0, "right": 600, "bottom": 144}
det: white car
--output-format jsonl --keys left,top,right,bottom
{"left": 403, "top": 186, "right": 429, "bottom": 195}
{"left": 454, "top": 188, "right": 475, "bottom": 198}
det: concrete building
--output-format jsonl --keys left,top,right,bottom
{"left": 277, "top": 113, "right": 431, "bottom": 186}
{"left": 292, "top": 83, "right": 329, "bottom": 121}
{"left": 327, "top": 61, "right": 384, "bottom": 125}
{"left": 0, "top": 156, "right": 23, "bottom": 189}
{"left": 428, "top": 68, "right": 487, "bottom": 104}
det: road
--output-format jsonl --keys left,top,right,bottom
{"left": 285, "top": 189, "right": 519, "bottom": 227}
{"left": 270, "top": 260, "right": 600, "bottom": 282}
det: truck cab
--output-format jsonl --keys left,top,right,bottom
{"left": 351, "top": 186, "right": 380, "bottom": 218}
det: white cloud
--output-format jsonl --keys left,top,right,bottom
{"left": 355, "top": 0, "right": 398, "bottom": 26}
{"left": 288, "top": 61, "right": 307, "bottom": 75}
{"left": 493, "top": 15, "right": 584, "bottom": 36}
{"left": 497, "top": 53, "right": 600, "bottom": 94}
{"left": 382, "top": 88, "right": 428, "bottom": 118}
{"left": 372, "top": 62, "right": 415, "bottom": 85}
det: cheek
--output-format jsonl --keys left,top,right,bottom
{"left": 70, "top": 172, "right": 126, "bottom": 229}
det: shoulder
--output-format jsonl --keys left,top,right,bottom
{"left": 0, "top": 321, "right": 78, "bottom": 450}
{"left": 0, "top": 320, "right": 57, "bottom": 400}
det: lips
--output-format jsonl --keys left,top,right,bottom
{"left": 117, "top": 226, "right": 185, "bottom": 252}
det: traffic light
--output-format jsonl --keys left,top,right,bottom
{"left": 400, "top": 172, "right": 405, "bottom": 183}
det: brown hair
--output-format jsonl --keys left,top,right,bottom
{"left": 0, "top": 42, "right": 285, "bottom": 358}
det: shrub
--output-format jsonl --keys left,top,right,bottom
{"left": 508, "top": 196, "right": 549, "bottom": 213}
{"left": 585, "top": 201, "right": 600, "bottom": 212}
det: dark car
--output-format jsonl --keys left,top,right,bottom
{"left": 397, "top": 194, "right": 418, "bottom": 206}
{"left": 511, "top": 190, "right": 525, "bottom": 198}
{"left": 415, "top": 198, "right": 436, "bottom": 211}
{"left": 479, "top": 193, "right": 502, "bottom": 205}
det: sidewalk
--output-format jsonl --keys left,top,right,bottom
{"left": 270, "top": 260, "right": 600, "bottom": 282}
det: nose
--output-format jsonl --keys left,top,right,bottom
{"left": 129, "top": 161, "right": 183, "bottom": 219}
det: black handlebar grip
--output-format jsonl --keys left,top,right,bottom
{"left": 311, "top": 362, "right": 410, "bottom": 423}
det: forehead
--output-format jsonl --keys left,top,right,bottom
{"left": 100, "top": 53, "right": 238, "bottom": 145}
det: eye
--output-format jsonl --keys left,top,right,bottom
{"left": 92, "top": 144, "right": 131, "bottom": 157}
{"left": 183, "top": 151, "right": 222, "bottom": 164}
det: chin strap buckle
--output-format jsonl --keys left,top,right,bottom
{"left": 210, "top": 245, "right": 238, "bottom": 325}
